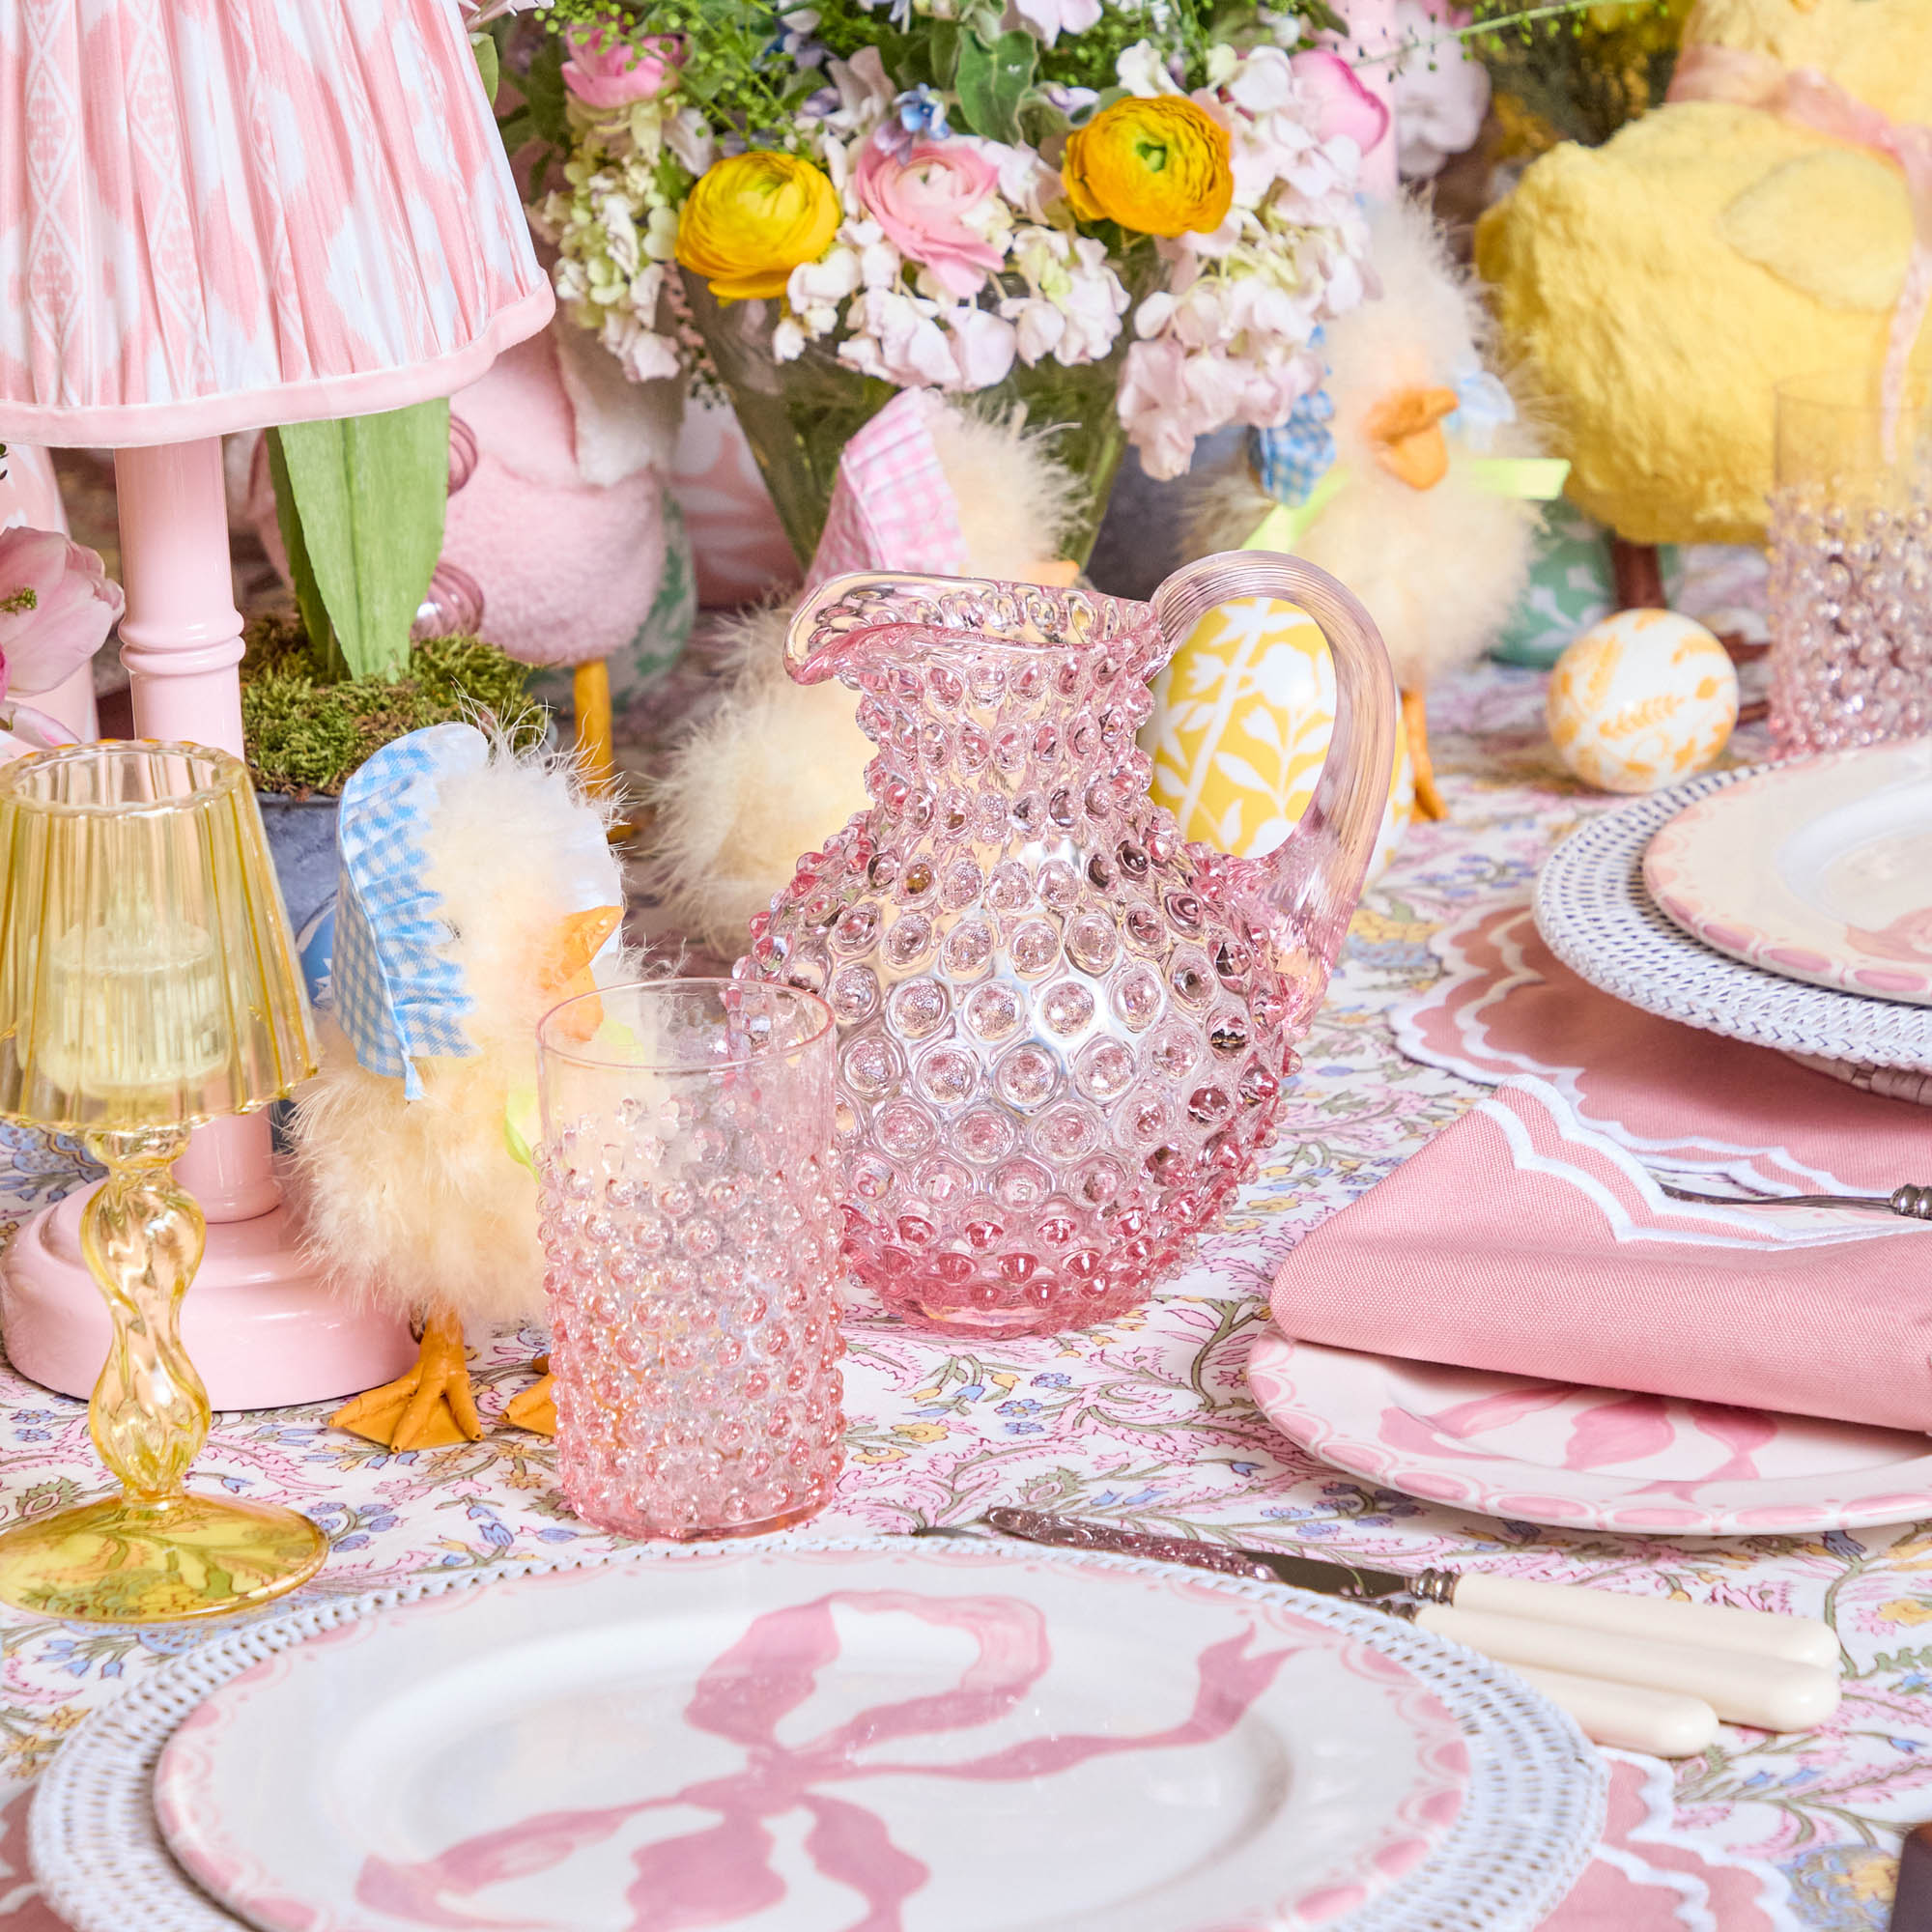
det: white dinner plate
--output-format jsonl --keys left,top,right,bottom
{"left": 151, "top": 1540, "right": 1488, "bottom": 1932}
{"left": 1643, "top": 741, "right": 1932, "bottom": 1005}
{"left": 30, "top": 1548, "right": 1606, "bottom": 1932}
{"left": 1534, "top": 767, "right": 1932, "bottom": 1077}
{"left": 1249, "top": 1331, "right": 1932, "bottom": 1536}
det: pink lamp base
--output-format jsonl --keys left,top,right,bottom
{"left": 2, "top": 1188, "right": 418, "bottom": 1410}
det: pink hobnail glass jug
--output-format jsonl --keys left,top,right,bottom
{"left": 741, "top": 554, "right": 1398, "bottom": 1336}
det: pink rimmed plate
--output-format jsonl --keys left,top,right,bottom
{"left": 1249, "top": 1331, "right": 1932, "bottom": 1536}
{"left": 151, "top": 1540, "right": 1478, "bottom": 1932}
{"left": 1643, "top": 741, "right": 1932, "bottom": 1005}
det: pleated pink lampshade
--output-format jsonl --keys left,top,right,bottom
{"left": 0, "top": 0, "right": 554, "bottom": 443}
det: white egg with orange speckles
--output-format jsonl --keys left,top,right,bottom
{"left": 1547, "top": 609, "right": 1739, "bottom": 794}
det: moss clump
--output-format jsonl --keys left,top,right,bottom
{"left": 241, "top": 618, "right": 546, "bottom": 797}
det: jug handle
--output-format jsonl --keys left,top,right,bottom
{"left": 1152, "top": 550, "right": 1399, "bottom": 972}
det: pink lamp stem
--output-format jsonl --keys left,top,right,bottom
{"left": 114, "top": 437, "right": 279, "bottom": 1223}
{"left": 115, "top": 441, "right": 247, "bottom": 752}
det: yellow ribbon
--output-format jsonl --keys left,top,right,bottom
{"left": 1241, "top": 455, "right": 1570, "bottom": 552}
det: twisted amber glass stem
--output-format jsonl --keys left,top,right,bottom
{"left": 78, "top": 1125, "right": 211, "bottom": 1504}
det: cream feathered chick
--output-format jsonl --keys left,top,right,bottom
{"left": 1194, "top": 196, "right": 1549, "bottom": 817}
{"left": 292, "top": 737, "right": 636, "bottom": 1448}
{"left": 646, "top": 407, "right": 1087, "bottom": 953}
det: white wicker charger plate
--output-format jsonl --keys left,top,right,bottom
{"left": 1535, "top": 766, "right": 1932, "bottom": 1076}
{"left": 31, "top": 1541, "right": 1606, "bottom": 1932}
{"left": 1643, "top": 743, "right": 1932, "bottom": 1005}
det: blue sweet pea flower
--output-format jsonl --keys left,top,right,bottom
{"left": 895, "top": 85, "right": 951, "bottom": 144}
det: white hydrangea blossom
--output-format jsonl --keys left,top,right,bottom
{"left": 1116, "top": 41, "right": 1372, "bottom": 478}
{"left": 532, "top": 93, "right": 709, "bottom": 384}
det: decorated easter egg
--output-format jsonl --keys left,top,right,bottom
{"left": 1144, "top": 597, "right": 1414, "bottom": 888}
{"left": 1547, "top": 609, "right": 1739, "bottom": 794}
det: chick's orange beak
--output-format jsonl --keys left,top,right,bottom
{"left": 1363, "top": 384, "right": 1460, "bottom": 491}
{"left": 540, "top": 905, "right": 624, "bottom": 1039}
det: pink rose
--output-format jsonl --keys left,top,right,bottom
{"left": 0, "top": 526, "right": 122, "bottom": 699}
{"left": 1290, "top": 49, "right": 1392, "bottom": 153}
{"left": 853, "top": 139, "right": 1006, "bottom": 299}
{"left": 561, "top": 28, "right": 681, "bottom": 110}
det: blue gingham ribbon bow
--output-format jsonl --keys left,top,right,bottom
{"left": 1251, "top": 385, "right": 1337, "bottom": 507}
{"left": 328, "top": 724, "right": 486, "bottom": 1098}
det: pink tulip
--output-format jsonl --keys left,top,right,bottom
{"left": 0, "top": 526, "right": 122, "bottom": 700}
{"left": 854, "top": 138, "right": 1007, "bottom": 300}
{"left": 1290, "top": 49, "right": 1392, "bottom": 153}
{"left": 561, "top": 27, "right": 682, "bottom": 110}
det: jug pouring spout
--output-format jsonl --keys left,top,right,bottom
{"left": 1152, "top": 552, "right": 1399, "bottom": 974}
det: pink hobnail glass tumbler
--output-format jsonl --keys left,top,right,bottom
{"left": 536, "top": 979, "right": 844, "bottom": 1540}
{"left": 1769, "top": 368, "right": 1932, "bottom": 755}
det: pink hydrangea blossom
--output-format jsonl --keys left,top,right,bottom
{"left": 853, "top": 139, "right": 1007, "bottom": 299}
{"left": 561, "top": 28, "right": 682, "bottom": 110}
{"left": 0, "top": 526, "right": 122, "bottom": 700}
{"left": 1288, "top": 49, "right": 1391, "bottom": 153}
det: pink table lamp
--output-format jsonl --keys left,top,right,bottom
{"left": 0, "top": 0, "right": 555, "bottom": 1407}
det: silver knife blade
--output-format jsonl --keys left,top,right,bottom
{"left": 982, "top": 1507, "right": 1418, "bottom": 1605}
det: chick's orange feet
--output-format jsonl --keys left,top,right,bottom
{"left": 331, "top": 1307, "right": 482, "bottom": 1451}
{"left": 1404, "top": 687, "right": 1446, "bottom": 821}
{"left": 503, "top": 1357, "right": 555, "bottom": 1437}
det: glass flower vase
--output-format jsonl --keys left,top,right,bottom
{"left": 680, "top": 264, "right": 1154, "bottom": 573}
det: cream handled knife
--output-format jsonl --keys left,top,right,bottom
{"left": 980, "top": 1507, "right": 1836, "bottom": 1666}
{"left": 972, "top": 1507, "right": 1838, "bottom": 1747}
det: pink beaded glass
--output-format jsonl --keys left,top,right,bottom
{"left": 1769, "top": 370, "right": 1932, "bottom": 756}
{"left": 743, "top": 556, "right": 1398, "bottom": 1337}
{"left": 536, "top": 980, "right": 843, "bottom": 1540}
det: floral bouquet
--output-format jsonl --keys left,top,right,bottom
{"left": 516, "top": 0, "right": 1385, "bottom": 562}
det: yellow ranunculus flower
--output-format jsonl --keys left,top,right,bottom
{"left": 675, "top": 151, "right": 841, "bottom": 301}
{"left": 1063, "top": 96, "right": 1235, "bottom": 239}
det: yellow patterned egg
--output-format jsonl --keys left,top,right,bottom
{"left": 1547, "top": 609, "right": 1738, "bottom": 794}
{"left": 1143, "top": 598, "right": 1414, "bottom": 888}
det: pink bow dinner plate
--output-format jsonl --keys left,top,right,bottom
{"left": 1643, "top": 741, "right": 1932, "bottom": 1005}
{"left": 1249, "top": 1331, "right": 1932, "bottom": 1536}
{"left": 150, "top": 1541, "right": 1491, "bottom": 1932}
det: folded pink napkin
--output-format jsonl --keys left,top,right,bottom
{"left": 1271, "top": 1076, "right": 1932, "bottom": 1429}
{"left": 1271, "top": 902, "right": 1932, "bottom": 1431}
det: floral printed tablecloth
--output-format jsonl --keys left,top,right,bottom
{"left": 0, "top": 663, "right": 1919, "bottom": 1931}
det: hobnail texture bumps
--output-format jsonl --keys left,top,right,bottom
{"left": 1770, "top": 490, "right": 1932, "bottom": 755}
{"left": 745, "top": 580, "right": 1321, "bottom": 1336}
{"left": 539, "top": 1079, "right": 844, "bottom": 1540}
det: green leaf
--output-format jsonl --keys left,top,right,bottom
{"left": 954, "top": 29, "right": 1037, "bottom": 144}
{"left": 471, "top": 31, "right": 500, "bottom": 107}
{"left": 270, "top": 402, "right": 450, "bottom": 683}
{"left": 265, "top": 428, "right": 339, "bottom": 680}
{"left": 928, "top": 19, "right": 961, "bottom": 89}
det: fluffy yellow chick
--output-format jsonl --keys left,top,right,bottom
{"left": 1193, "top": 196, "right": 1555, "bottom": 817}
{"left": 1476, "top": 0, "right": 1932, "bottom": 547}
{"left": 291, "top": 736, "right": 633, "bottom": 1450}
